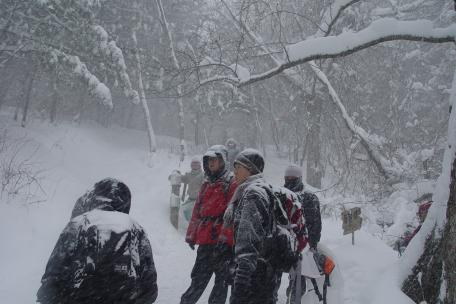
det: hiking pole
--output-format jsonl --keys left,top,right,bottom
{"left": 294, "top": 261, "right": 302, "bottom": 304}
{"left": 310, "top": 278, "right": 323, "bottom": 302}
{"left": 181, "top": 183, "right": 187, "bottom": 201}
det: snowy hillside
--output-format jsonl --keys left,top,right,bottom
{"left": 0, "top": 117, "right": 414, "bottom": 304}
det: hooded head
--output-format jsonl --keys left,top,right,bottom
{"left": 225, "top": 138, "right": 238, "bottom": 150}
{"left": 233, "top": 148, "right": 264, "bottom": 175}
{"left": 190, "top": 157, "right": 202, "bottom": 171}
{"left": 284, "top": 164, "right": 304, "bottom": 192}
{"left": 203, "top": 145, "right": 228, "bottom": 181}
{"left": 71, "top": 178, "right": 131, "bottom": 219}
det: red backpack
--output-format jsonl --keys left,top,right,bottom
{"left": 262, "top": 185, "right": 305, "bottom": 273}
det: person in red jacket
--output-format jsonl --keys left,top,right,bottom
{"left": 180, "top": 145, "right": 237, "bottom": 304}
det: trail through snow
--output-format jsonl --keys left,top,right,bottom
{"left": 0, "top": 117, "right": 411, "bottom": 303}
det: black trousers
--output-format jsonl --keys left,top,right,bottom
{"left": 230, "top": 260, "right": 279, "bottom": 304}
{"left": 286, "top": 274, "right": 307, "bottom": 304}
{"left": 181, "top": 244, "right": 231, "bottom": 304}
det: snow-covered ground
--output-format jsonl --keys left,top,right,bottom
{"left": 0, "top": 116, "right": 414, "bottom": 304}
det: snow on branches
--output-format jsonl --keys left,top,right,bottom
{"left": 92, "top": 25, "right": 140, "bottom": 105}
{"left": 198, "top": 18, "right": 456, "bottom": 88}
{"left": 50, "top": 50, "right": 113, "bottom": 108}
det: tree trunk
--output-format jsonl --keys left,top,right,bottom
{"left": 442, "top": 156, "right": 456, "bottom": 303}
{"left": 306, "top": 96, "right": 323, "bottom": 188}
{"left": 403, "top": 66, "right": 456, "bottom": 304}
{"left": 194, "top": 110, "right": 200, "bottom": 146}
{"left": 13, "top": 98, "right": 20, "bottom": 121}
{"left": 402, "top": 225, "right": 443, "bottom": 304}
{"left": 21, "top": 63, "right": 36, "bottom": 128}
{"left": 125, "top": 102, "right": 135, "bottom": 129}
{"left": 76, "top": 86, "right": 85, "bottom": 124}
{"left": 155, "top": 0, "right": 185, "bottom": 159}
{"left": 268, "top": 98, "right": 281, "bottom": 153}
{"left": 401, "top": 157, "right": 456, "bottom": 303}
{"left": 300, "top": 132, "right": 309, "bottom": 167}
{"left": 133, "top": 30, "right": 157, "bottom": 155}
{"left": 0, "top": 76, "right": 11, "bottom": 111}
{"left": 50, "top": 75, "right": 58, "bottom": 124}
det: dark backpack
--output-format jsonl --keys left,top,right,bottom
{"left": 262, "top": 185, "right": 302, "bottom": 273}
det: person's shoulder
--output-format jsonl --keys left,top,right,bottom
{"left": 244, "top": 181, "right": 269, "bottom": 199}
{"left": 299, "top": 191, "right": 319, "bottom": 203}
{"left": 79, "top": 210, "right": 141, "bottom": 232}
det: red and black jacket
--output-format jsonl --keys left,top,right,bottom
{"left": 186, "top": 172, "right": 237, "bottom": 247}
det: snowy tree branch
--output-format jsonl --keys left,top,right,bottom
{"left": 318, "top": 0, "right": 362, "bottom": 37}
{"left": 310, "top": 63, "right": 400, "bottom": 182}
{"left": 50, "top": 49, "right": 113, "bottom": 108}
{"left": 92, "top": 25, "right": 140, "bottom": 104}
{"left": 309, "top": 0, "right": 398, "bottom": 181}
{"left": 198, "top": 19, "right": 456, "bottom": 88}
{"left": 215, "top": 2, "right": 452, "bottom": 183}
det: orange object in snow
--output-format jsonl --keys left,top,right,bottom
{"left": 324, "top": 255, "right": 335, "bottom": 275}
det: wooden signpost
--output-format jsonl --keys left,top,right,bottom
{"left": 342, "top": 207, "right": 362, "bottom": 245}
{"left": 169, "top": 170, "right": 182, "bottom": 229}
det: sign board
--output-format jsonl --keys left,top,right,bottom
{"left": 169, "top": 170, "right": 182, "bottom": 229}
{"left": 342, "top": 207, "right": 362, "bottom": 235}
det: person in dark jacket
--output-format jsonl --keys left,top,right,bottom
{"left": 181, "top": 145, "right": 237, "bottom": 304}
{"left": 37, "top": 178, "right": 158, "bottom": 304}
{"left": 224, "top": 148, "right": 279, "bottom": 304}
{"left": 284, "top": 165, "right": 322, "bottom": 250}
{"left": 283, "top": 165, "right": 322, "bottom": 303}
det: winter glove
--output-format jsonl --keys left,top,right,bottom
{"left": 223, "top": 202, "right": 235, "bottom": 227}
{"left": 188, "top": 243, "right": 195, "bottom": 250}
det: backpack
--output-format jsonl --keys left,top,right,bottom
{"left": 262, "top": 185, "right": 304, "bottom": 273}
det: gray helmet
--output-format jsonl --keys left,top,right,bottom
{"left": 203, "top": 145, "right": 228, "bottom": 175}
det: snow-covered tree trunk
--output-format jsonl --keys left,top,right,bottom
{"left": 0, "top": 76, "right": 10, "bottom": 111}
{"left": 194, "top": 110, "right": 200, "bottom": 146}
{"left": 402, "top": 65, "right": 456, "bottom": 304}
{"left": 311, "top": 65, "right": 392, "bottom": 182}
{"left": 442, "top": 156, "right": 456, "bottom": 303}
{"left": 440, "top": 64, "right": 456, "bottom": 303}
{"left": 306, "top": 94, "right": 323, "bottom": 188}
{"left": 156, "top": 0, "right": 186, "bottom": 160}
{"left": 21, "top": 61, "right": 35, "bottom": 128}
{"left": 50, "top": 74, "right": 58, "bottom": 124}
{"left": 132, "top": 30, "right": 157, "bottom": 159}
{"left": 268, "top": 98, "right": 282, "bottom": 153}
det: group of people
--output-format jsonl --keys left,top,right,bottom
{"left": 36, "top": 139, "right": 322, "bottom": 304}
{"left": 179, "top": 142, "right": 322, "bottom": 304}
